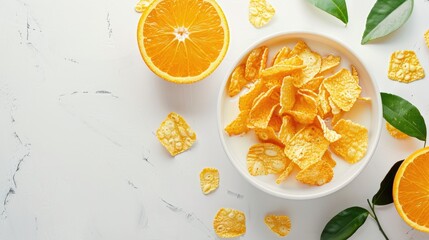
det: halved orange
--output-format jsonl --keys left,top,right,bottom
{"left": 137, "top": 0, "right": 230, "bottom": 84}
{"left": 393, "top": 146, "right": 429, "bottom": 232}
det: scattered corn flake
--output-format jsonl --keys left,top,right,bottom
{"left": 247, "top": 143, "right": 288, "bottom": 176}
{"left": 316, "top": 116, "right": 341, "bottom": 143}
{"left": 288, "top": 41, "right": 322, "bottom": 87}
{"left": 386, "top": 122, "right": 409, "bottom": 139}
{"left": 228, "top": 64, "right": 248, "bottom": 97}
{"left": 255, "top": 127, "right": 284, "bottom": 146}
{"left": 135, "top": 0, "right": 153, "bottom": 13}
{"left": 156, "top": 112, "right": 196, "bottom": 156}
{"left": 264, "top": 215, "right": 291, "bottom": 237}
{"left": 213, "top": 208, "right": 246, "bottom": 238}
{"left": 245, "top": 46, "right": 268, "bottom": 81}
{"left": 425, "top": 30, "right": 429, "bottom": 48}
{"left": 275, "top": 161, "right": 295, "bottom": 184}
{"left": 388, "top": 50, "right": 425, "bottom": 83}
{"left": 284, "top": 125, "right": 330, "bottom": 169}
{"left": 278, "top": 115, "right": 296, "bottom": 145}
{"left": 200, "top": 168, "right": 219, "bottom": 195}
{"left": 296, "top": 160, "right": 333, "bottom": 186}
{"left": 249, "top": 0, "right": 275, "bottom": 28}
{"left": 286, "top": 89, "right": 318, "bottom": 124}
{"left": 239, "top": 79, "right": 266, "bottom": 111}
{"left": 324, "top": 69, "right": 361, "bottom": 112}
{"left": 322, "top": 151, "right": 336, "bottom": 168}
{"left": 331, "top": 119, "right": 368, "bottom": 164}
{"left": 319, "top": 55, "right": 341, "bottom": 75}
{"left": 272, "top": 46, "right": 291, "bottom": 66}
{"left": 225, "top": 110, "right": 250, "bottom": 136}
{"left": 279, "top": 76, "right": 297, "bottom": 115}
{"left": 248, "top": 86, "right": 280, "bottom": 129}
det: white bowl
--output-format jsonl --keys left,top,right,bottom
{"left": 217, "top": 32, "right": 382, "bottom": 200}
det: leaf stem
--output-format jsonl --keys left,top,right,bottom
{"left": 367, "top": 199, "right": 389, "bottom": 240}
{"left": 424, "top": 139, "right": 427, "bottom": 148}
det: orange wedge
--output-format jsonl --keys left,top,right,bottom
{"left": 137, "top": 0, "right": 230, "bottom": 84}
{"left": 393, "top": 146, "right": 429, "bottom": 233}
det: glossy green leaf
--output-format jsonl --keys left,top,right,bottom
{"left": 361, "top": 0, "right": 414, "bottom": 44}
{"left": 372, "top": 160, "right": 404, "bottom": 205}
{"left": 381, "top": 92, "right": 426, "bottom": 141}
{"left": 307, "top": 0, "right": 348, "bottom": 24}
{"left": 321, "top": 207, "right": 369, "bottom": 240}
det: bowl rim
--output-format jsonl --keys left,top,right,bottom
{"left": 216, "top": 31, "right": 383, "bottom": 200}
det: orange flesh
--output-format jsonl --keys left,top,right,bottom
{"left": 143, "top": 0, "right": 225, "bottom": 77}
{"left": 397, "top": 151, "right": 429, "bottom": 228}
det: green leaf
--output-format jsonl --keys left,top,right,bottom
{"left": 361, "top": 0, "right": 414, "bottom": 44}
{"left": 307, "top": 0, "right": 348, "bottom": 24}
{"left": 372, "top": 160, "right": 404, "bottom": 205}
{"left": 321, "top": 207, "right": 369, "bottom": 240}
{"left": 381, "top": 92, "right": 427, "bottom": 141}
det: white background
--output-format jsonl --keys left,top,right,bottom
{"left": 1, "top": 0, "right": 429, "bottom": 239}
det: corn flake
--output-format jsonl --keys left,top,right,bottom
{"left": 225, "top": 110, "right": 250, "bottom": 136}
{"left": 255, "top": 127, "right": 284, "bottom": 146}
{"left": 301, "top": 76, "right": 324, "bottom": 92}
{"left": 200, "top": 168, "right": 219, "bottom": 195}
{"left": 289, "top": 41, "right": 322, "bottom": 87}
{"left": 272, "top": 47, "right": 291, "bottom": 66}
{"left": 248, "top": 86, "right": 280, "bottom": 129}
{"left": 275, "top": 161, "right": 295, "bottom": 184}
{"left": 278, "top": 115, "right": 296, "bottom": 145}
{"left": 279, "top": 76, "right": 297, "bottom": 115}
{"left": 247, "top": 143, "right": 288, "bottom": 176}
{"left": 287, "top": 89, "right": 318, "bottom": 124}
{"left": 322, "top": 151, "right": 336, "bottom": 168}
{"left": 264, "top": 215, "right": 291, "bottom": 237}
{"left": 316, "top": 116, "right": 341, "bottom": 143}
{"left": 228, "top": 64, "right": 248, "bottom": 97}
{"left": 388, "top": 50, "right": 425, "bottom": 83}
{"left": 386, "top": 122, "right": 409, "bottom": 139}
{"left": 249, "top": 0, "right": 275, "bottom": 28}
{"left": 156, "top": 112, "right": 196, "bottom": 156}
{"left": 351, "top": 65, "right": 359, "bottom": 83}
{"left": 261, "top": 56, "right": 305, "bottom": 79}
{"left": 324, "top": 69, "right": 361, "bottom": 112}
{"left": 319, "top": 55, "right": 341, "bottom": 75}
{"left": 296, "top": 160, "right": 333, "bottom": 186}
{"left": 331, "top": 119, "right": 368, "bottom": 164}
{"left": 284, "top": 125, "right": 330, "bottom": 169}
{"left": 317, "top": 86, "right": 331, "bottom": 119}
{"left": 268, "top": 110, "right": 283, "bottom": 132}
{"left": 213, "top": 208, "right": 246, "bottom": 238}
{"left": 239, "top": 79, "right": 266, "bottom": 111}
{"left": 245, "top": 46, "right": 268, "bottom": 81}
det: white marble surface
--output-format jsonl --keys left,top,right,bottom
{"left": 1, "top": 0, "right": 429, "bottom": 239}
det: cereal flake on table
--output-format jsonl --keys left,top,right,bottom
{"left": 156, "top": 112, "right": 196, "bottom": 156}
{"left": 388, "top": 50, "right": 425, "bottom": 83}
